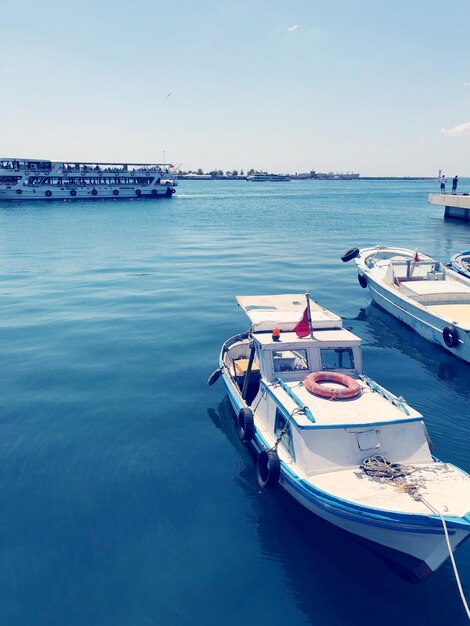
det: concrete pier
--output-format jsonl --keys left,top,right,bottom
{"left": 428, "top": 193, "right": 470, "bottom": 220}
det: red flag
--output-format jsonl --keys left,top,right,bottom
{"left": 414, "top": 250, "right": 420, "bottom": 262}
{"left": 294, "top": 307, "right": 311, "bottom": 338}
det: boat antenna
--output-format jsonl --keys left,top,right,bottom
{"left": 305, "top": 291, "right": 314, "bottom": 338}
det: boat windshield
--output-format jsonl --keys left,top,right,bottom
{"left": 273, "top": 349, "right": 309, "bottom": 373}
{"left": 320, "top": 348, "right": 355, "bottom": 370}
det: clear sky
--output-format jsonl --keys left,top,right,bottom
{"left": 2, "top": 0, "right": 470, "bottom": 175}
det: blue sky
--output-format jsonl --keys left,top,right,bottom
{"left": 2, "top": 0, "right": 470, "bottom": 175}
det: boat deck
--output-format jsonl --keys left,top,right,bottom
{"left": 308, "top": 463, "right": 470, "bottom": 518}
{"left": 270, "top": 378, "right": 421, "bottom": 428}
{"left": 399, "top": 278, "right": 470, "bottom": 299}
{"left": 427, "top": 304, "right": 470, "bottom": 327}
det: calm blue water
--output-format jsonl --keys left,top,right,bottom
{"left": 1, "top": 179, "right": 469, "bottom": 626}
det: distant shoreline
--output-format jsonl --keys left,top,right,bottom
{"left": 177, "top": 176, "right": 435, "bottom": 181}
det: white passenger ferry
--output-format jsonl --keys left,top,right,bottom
{"left": 0, "top": 158, "right": 177, "bottom": 201}
{"left": 247, "top": 173, "right": 291, "bottom": 182}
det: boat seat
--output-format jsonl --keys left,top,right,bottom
{"left": 234, "top": 358, "right": 260, "bottom": 376}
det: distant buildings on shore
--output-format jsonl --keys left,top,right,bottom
{"left": 176, "top": 169, "right": 360, "bottom": 180}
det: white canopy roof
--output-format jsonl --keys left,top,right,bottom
{"left": 236, "top": 294, "right": 342, "bottom": 332}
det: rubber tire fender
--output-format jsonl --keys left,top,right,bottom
{"left": 70, "top": 190, "right": 77, "bottom": 197}
{"left": 152, "top": 189, "right": 158, "bottom": 196}
{"left": 443, "top": 325, "right": 459, "bottom": 348}
{"left": 91, "top": 189, "right": 98, "bottom": 196}
{"left": 341, "top": 247, "right": 360, "bottom": 263}
{"left": 237, "top": 407, "right": 254, "bottom": 442}
{"left": 257, "top": 449, "right": 280, "bottom": 489}
{"left": 113, "top": 190, "right": 119, "bottom": 196}
{"left": 45, "top": 190, "right": 52, "bottom": 197}
{"left": 135, "top": 189, "right": 142, "bottom": 197}
{"left": 358, "top": 273, "right": 368, "bottom": 288}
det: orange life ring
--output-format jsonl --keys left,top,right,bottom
{"left": 304, "top": 371, "right": 361, "bottom": 400}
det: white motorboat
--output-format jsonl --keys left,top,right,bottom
{"left": 0, "top": 157, "right": 177, "bottom": 201}
{"left": 208, "top": 293, "right": 470, "bottom": 582}
{"left": 342, "top": 246, "right": 470, "bottom": 363}
{"left": 451, "top": 251, "right": 470, "bottom": 280}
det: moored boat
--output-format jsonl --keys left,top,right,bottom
{"left": 342, "top": 245, "right": 470, "bottom": 363}
{"left": 0, "top": 158, "right": 177, "bottom": 201}
{"left": 451, "top": 250, "right": 470, "bottom": 280}
{"left": 208, "top": 293, "right": 470, "bottom": 582}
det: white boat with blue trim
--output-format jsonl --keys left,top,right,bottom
{"left": 208, "top": 294, "right": 470, "bottom": 581}
{"left": 451, "top": 250, "right": 470, "bottom": 280}
{"left": 342, "top": 246, "right": 470, "bottom": 364}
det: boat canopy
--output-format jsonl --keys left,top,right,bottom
{"left": 236, "top": 294, "right": 342, "bottom": 332}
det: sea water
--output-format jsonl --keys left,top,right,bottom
{"left": 0, "top": 179, "right": 469, "bottom": 625}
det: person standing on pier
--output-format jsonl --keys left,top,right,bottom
{"left": 452, "top": 175, "right": 458, "bottom": 195}
{"left": 439, "top": 174, "right": 446, "bottom": 194}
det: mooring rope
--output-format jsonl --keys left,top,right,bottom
{"left": 418, "top": 496, "right": 470, "bottom": 621}
{"left": 361, "top": 455, "right": 469, "bottom": 619}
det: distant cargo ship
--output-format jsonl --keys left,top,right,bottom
{"left": 0, "top": 158, "right": 177, "bottom": 201}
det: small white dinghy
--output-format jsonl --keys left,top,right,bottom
{"left": 451, "top": 250, "right": 470, "bottom": 280}
{"left": 341, "top": 245, "right": 470, "bottom": 363}
{"left": 208, "top": 294, "right": 470, "bottom": 583}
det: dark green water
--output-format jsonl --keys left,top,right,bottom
{"left": 0, "top": 179, "right": 469, "bottom": 625}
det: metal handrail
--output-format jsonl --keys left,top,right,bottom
{"left": 275, "top": 377, "right": 316, "bottom": 423}
{"left": 360, "top": 374, "right": 410, "bottom": 416}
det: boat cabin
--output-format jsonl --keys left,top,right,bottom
{"left": 226, "top": 295, "right": 363, "bottom": 405}
{"left": 222, "top": 294, "right": 428, "bottom": 476}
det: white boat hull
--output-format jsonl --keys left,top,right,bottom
{"left": 365, "top": 275, "right": 470, "bottom": 361}
{"left": 280, "top": 473, "right": 468, "bottom": 579}
{"left": 0, "top": 186, "right": 175, "bottom": 201}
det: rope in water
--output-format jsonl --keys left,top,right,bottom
{"left": 419, "top": 496, "right": 470, "bottom": 621}
{"left": 361, "top": 455, "right": 469, "bottom": 620}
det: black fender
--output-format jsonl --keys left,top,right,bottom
{"left": 358, "top": 273, "right": 368, "bottom": 288}
{"left": 207, "top": 368, "right": 222, "bottom": 386}
{"left": 256, "top": 449, "right": 280, "bottom": 488}
{"left": 237, "top": 407, "right": 254, "bottom": 442}
{"left": 443, "top": 325, "right": 459, "bottom": 348}
{"left": 341, "top": 247, "right": 360, "bottom": 263}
